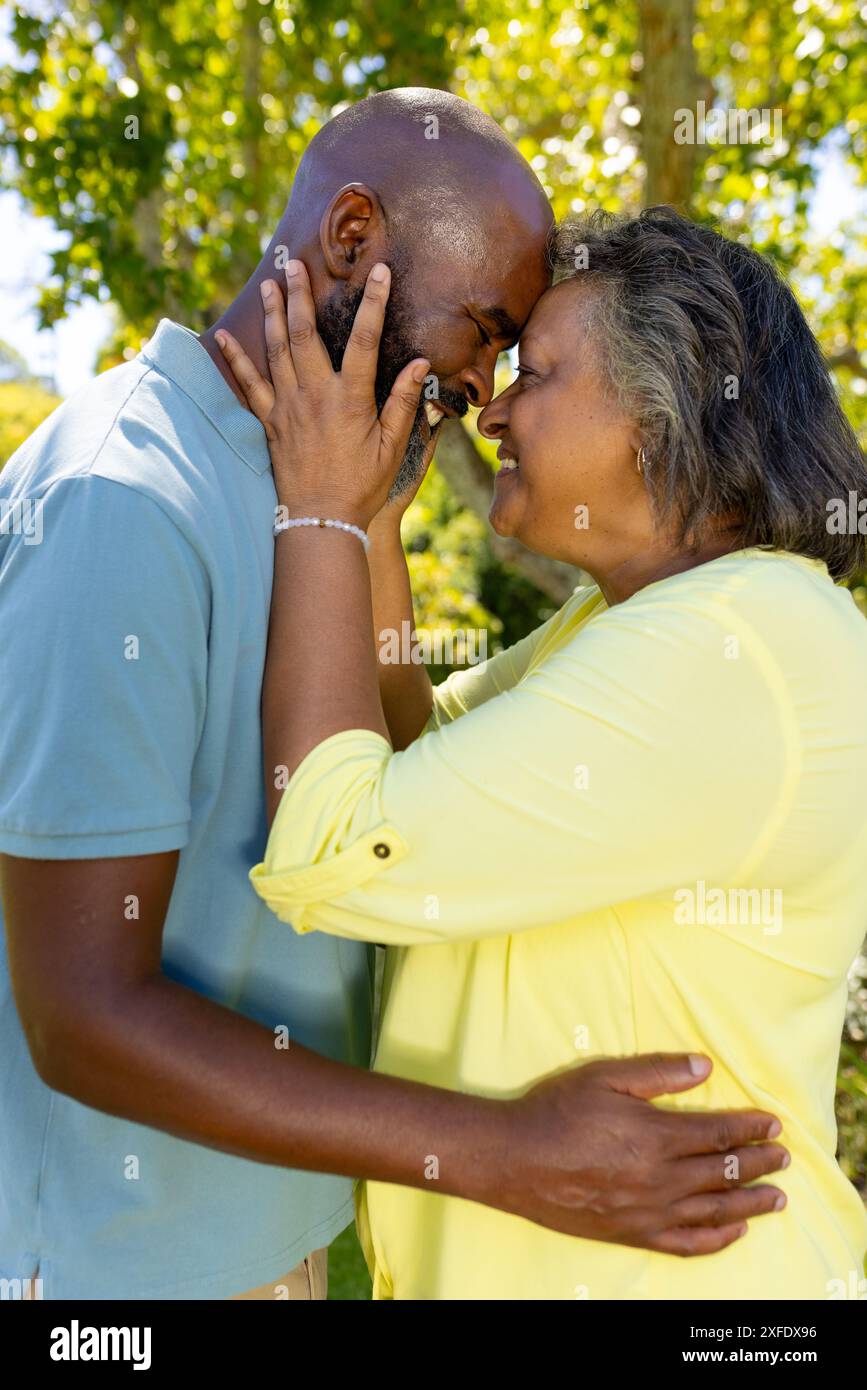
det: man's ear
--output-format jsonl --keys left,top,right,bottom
{"left": 319, "top": 183, "right": 388, "bottom": 280}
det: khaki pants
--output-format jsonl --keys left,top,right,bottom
{"left": 19, "top": 1250, "right": 328, "bottom": 1301}
{"left": 230, "top": 1247, "right": 328, "bottom": 1301}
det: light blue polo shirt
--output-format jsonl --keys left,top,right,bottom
{"left": 0, "top": 320, "right": 374, "bottom": 1299}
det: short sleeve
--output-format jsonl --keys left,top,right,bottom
{"left": 0, "top": 474, "right": 209, "bottom": 858}
{"left": 250, "top": 596, "right": 795, "bottom": 945}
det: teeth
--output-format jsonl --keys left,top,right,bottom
{"left": 424, "top": 403, "right": 445, "bottom": 428}
{"left": 499, "top": 458, "right": 519, "bottom": 471}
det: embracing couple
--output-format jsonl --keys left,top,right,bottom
{"left": 1, "top": 88, "right": 866, "bottom": 1302}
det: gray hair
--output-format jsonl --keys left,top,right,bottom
{"left": 551, "top": 207, "right": 867, "bottom": 581}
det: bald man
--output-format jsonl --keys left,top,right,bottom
{"left": 0, "top": 89, "right": 785, "bottom": 1302}
{"left": 202, "top": 88, "right": 553, "bottom": 498}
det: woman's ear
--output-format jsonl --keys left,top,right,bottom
{"left": 627, "top": 426, "right": 644, "bottom": 457}
{"left": 319, "top": 183, "right": 388, "bottom": 280}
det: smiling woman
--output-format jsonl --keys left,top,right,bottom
{"left": 214, "top": 210, "right": 867, "bottom": 1299}
{"left": 480, "top": 274, "right": 644, "bottom": 557}
{"left": 479, "top": 209, "right": 867, "bottom": 592}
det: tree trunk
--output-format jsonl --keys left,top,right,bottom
{"left": 638, "top": 0, "right": 701, "bottom": 209}
{"left": 436, "top": 3, "right": 702, "bottom": 588}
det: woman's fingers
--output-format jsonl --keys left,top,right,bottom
{"left": 344, "top": 263, "right": 430, "bottom": 474}
{"left": 259, "top": 281, "right": 296, "bottom": 393}
{"left": 216, "top": 330, "right": 275, "bottom": 423}
{"left": 282, "top": 260, "right": 331, "bottom": 381}
{"left": 342, "top": 263, "right": 390, "bottom": 393}
{"left": 379, "top": 357, "right": 431, "bottom": 467}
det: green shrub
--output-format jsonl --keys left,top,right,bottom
{"left": 0, "top": 381, "right": 61, "bottom": 468}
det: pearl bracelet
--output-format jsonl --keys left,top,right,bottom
{"left": 273, "top": 514, "right": 370, "bottom": 554}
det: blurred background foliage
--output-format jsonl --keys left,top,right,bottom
{"left": 1, "top": 0, "right": 865, "bottom": 1293}
{"left": 0, "top": 338, "right": 60, "bottom": 457}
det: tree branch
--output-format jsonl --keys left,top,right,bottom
{"left": 828, "top": 345, "right": 867, "bottom": 382}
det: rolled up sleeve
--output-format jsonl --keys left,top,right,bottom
{"left": 249, "top": 730, "right": 411, "bottom": 934}
{"left": 250, "top": 597, "right": 794, "bottom": 948}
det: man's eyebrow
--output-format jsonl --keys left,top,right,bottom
{"left": 477, "top": 306, "right": 522, "bottom": 342}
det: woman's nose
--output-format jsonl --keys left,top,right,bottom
{"left": 477, "top": 392, "right": 508, "bottom": 439}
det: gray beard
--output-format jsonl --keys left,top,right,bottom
{"left": 317, "top": 271, "right": 429, "bottom": 499}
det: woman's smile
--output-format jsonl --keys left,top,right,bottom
{"left": 495, "top": 443, "right": 519, "bottom": 478}
{"left": 494, "top": 459, "right": 519, "bottom": 479}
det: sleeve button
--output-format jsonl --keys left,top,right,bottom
{"left": 373, "top": 842, "right": 391, "bottom": 859}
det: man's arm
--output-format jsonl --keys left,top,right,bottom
{"left": 2, "top": 850, "right": 788, "bottom": 1255}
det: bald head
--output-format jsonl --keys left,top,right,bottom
{"left": 289, "top": 87, "right": 550, "bottom": 255}
{"left": 254, "top": 89, "right": 553, "bottom": 493}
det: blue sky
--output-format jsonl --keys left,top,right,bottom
{"left": 0, "top": 187, "right": 111, "bottom": 393}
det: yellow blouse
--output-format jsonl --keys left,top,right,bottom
{"left": 250, "top": 547, "right": 867, "bottom": 1300}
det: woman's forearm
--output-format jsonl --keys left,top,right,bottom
{"left": 367, "top": 516, "right": 434, "bottom": 750}
{"left": 220, "top": 261, "right": 434, "bottom": 818}
{"left": 261, "top": 518, "right": 432, "bottom": 828}
{"left": 262, "top": 523, "right": 389, "bottom": 826}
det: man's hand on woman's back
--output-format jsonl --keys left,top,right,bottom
{"left": 2, "top": 852, "right": 786, "bottom": 1257}
{"left": 492, "top": 1052, "right": 787, "bottom": 1254}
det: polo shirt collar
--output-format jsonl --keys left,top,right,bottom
{"left": 139, "top": 318, "right": 272, "bottom": 476}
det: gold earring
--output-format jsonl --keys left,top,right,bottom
{"left": 636, "top": 445, "right": 647, "bottom": 475}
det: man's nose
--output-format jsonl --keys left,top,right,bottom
{"left": 457, "top": 350, "right": 498, "bottom": 410}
